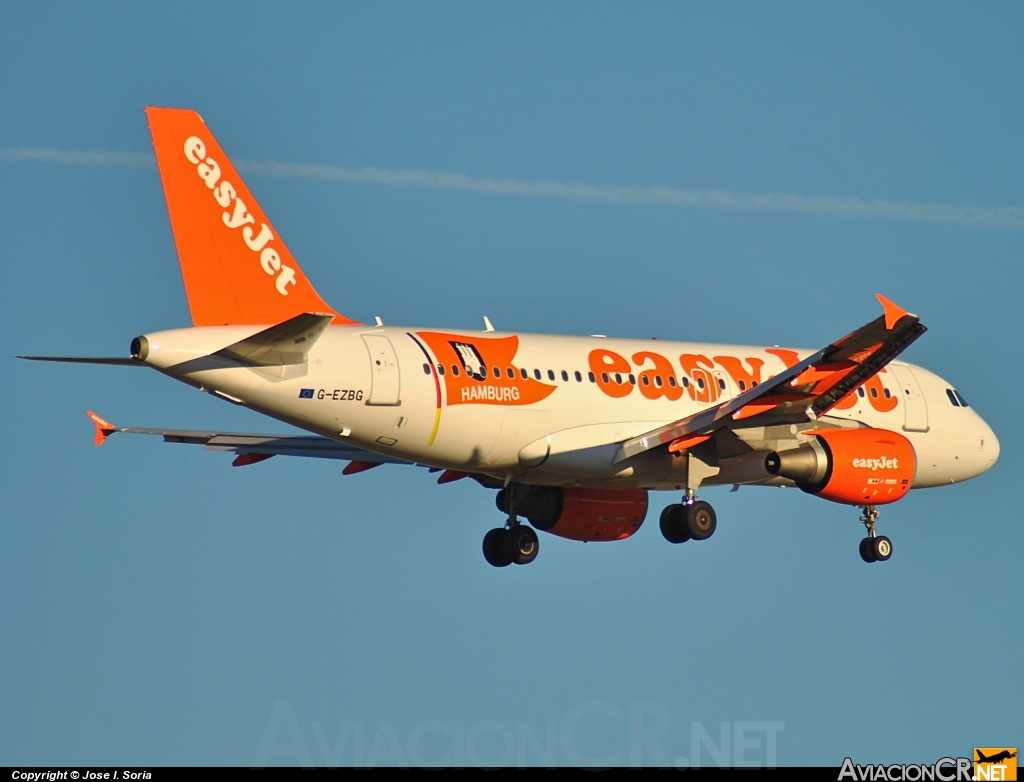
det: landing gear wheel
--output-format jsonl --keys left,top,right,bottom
{"left": 659, "top": 504, "right": 690, "bottom": 544}
{"left": 686, "top": 501, "right": 717, "bottom": 541}
{"left": 859, "top": 537, "right": 877, "bottom": 563}
{"left": 871, "top": 535, "right": 892, "bottom": 562}
{"left": 505, "top": 525, "right": 539, "bottom": 565}
{"left": 483, "top": 528, "right": 512, "bottom": 567}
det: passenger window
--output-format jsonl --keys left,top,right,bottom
{"left": 575, "top": 371, "right": 582, "bottom": 382}
{"left": 946, "top": 389, "right": 960, "bottom": 407}
{"left": 752, "top": 381, "right": 758, "bottom": 387}
{"left": 655, "top": 376, "right": 663, "bottom": 387}
{"left": 858, "top": 388, "right": 865, "bottom": 398}
{"left": 534, "top": 369, "right": 541, "bottom": 380}
{"left": 614, "top": 373, "right": 623, "bottom": 384}
{"left": 422, "top": 363, "right": 431, "bottom": 375}
{"left": 589, "top": 372, "right": 597, "bottom": 383}
{"left": 547, "top": 369, "right": 555, "bottom": 381}
{"left": 521, "top": 368, "right": 528, "bottom": 380}
{"left": 561, "top": 370, "right": 569, "bottom": 382}
{"left": 601, "top": 372, "right": 609, "bottom": 384}
{"left": 696, "top": 378, "right": 705, "bottom": 389}
{"left": 507, "top": 367, "right": 515, "bottom": 379}
{"left": 718, "top": 378, "right": 726, "bottom": 390}
{"left": 493, "top": 367, "right": 501, "bottom": 379}
{"left": 452, "top": 365, "right": 460, "bottom": 376}
{"left": 870, "top": 387, "right": 878, "bottom": 398}
{"left": 883, "top": 388, "right": 891, "bottom": 398}
{"left": 682, "top": 377, "right": 690, "bottom": 388}
{"left": 668, "top": 377, "right": 677, "bottom": 387}
{"left": 738, "top": 380, "right": 746, "bottom": 391}
{"left": 954, "top": 390, "right": 969, "bottom": 407}
{"left": 437, "top": 364, "right": 446, "bottom": 376}
{"left": 641, "top": 376, "right": 650, "bottom": 386}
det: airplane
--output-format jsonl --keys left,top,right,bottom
{"left": 976, "top": 750, "right": 1016, "bottom": 764}
{"left": 19, "top": 107, "right": 1001, "bottom": 568}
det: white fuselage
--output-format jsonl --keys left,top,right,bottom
{"left": 140, "top": 324, "right": 999, "bottom": 492}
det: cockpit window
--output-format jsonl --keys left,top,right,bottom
{"left": 946, "top": 389, "right": 960, "bottom": 407}
{"left": 954, "top": 390, "right": 969, "bottom": 407}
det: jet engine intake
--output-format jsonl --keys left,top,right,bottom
{"left": 765, "top": 427, "right": 916, "bottom": 505}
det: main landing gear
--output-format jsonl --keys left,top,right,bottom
{"left": 659, "top": 490, "right": 717, "bottom": 545}
{"left": 482, "top": 487, "right": 540, "bottom": 568}
{"left": 858, "top": 505, "right": 892, "bottom": 563}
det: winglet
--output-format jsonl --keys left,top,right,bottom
{"left": 876, "top": 294, "right": 909, "bottom": 330}
{"left": 86, "top": 411, "right": 116, "bottom": 446}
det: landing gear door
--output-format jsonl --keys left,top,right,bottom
{"left": 889, "top": 364, "right": 928, "bottom": 432}
{"left": 362, "top": 334, "right": 401, "bottom": 406}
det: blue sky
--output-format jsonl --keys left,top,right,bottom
{"left": 1, "top": 2, "right": 1020, "bottom": 767}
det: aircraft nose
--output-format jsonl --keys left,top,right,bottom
{"left": 976, "top": 415, "right": 1000, "bottom": 474}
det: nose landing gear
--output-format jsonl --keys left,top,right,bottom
{"left": 858, "top": 505, "right": 892, "bottom": 563}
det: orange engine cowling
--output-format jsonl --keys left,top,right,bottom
{"left": 765, "top": 428, "right": 916, "bottom": 506}
{"left": 497, "top": 486, "right": 648, "bottom": 541}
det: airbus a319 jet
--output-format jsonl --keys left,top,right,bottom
{"left": 21, "top": 108, "right": 1000, "bottom": 568}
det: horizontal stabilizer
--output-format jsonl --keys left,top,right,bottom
{"left": 18, "top": 356, "right": 144, "bottom": 366}
{"left": 213, "top": 312, "right": 334, "bottom": 367}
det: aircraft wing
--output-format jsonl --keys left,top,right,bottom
{"left": 85, "top": 411, "right": 413, "bottom": 471}
{"left": 614, "top": 294, "right": 926, "bottom": 463}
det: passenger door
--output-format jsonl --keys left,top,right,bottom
{"left": 889, "top": 364, "right": 928, "bottom": 432}
{"left": 362, "top": 334, "right": 401, "bottom": 406}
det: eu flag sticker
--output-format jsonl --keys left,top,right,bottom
{"left": 299, "top": 388, "right": 314, "bottom": 399}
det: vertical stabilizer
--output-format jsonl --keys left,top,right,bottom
{"left": 146, "top": 107, "right": 358, "bottom": 326}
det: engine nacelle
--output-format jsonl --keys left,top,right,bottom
{"left": 497, "top": 486, "right": 648, "bottom": 541}
{"left": 765, "top": 428, "right": 916, "bottom": 506}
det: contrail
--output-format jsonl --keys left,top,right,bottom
{"left": 3, "top": 145, "right": 1023, "bottom": 229}
{"left": 0, "top": 147, "right": 155, "bottom": 168}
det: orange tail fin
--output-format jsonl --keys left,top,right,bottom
{"left": 146, "top": 107, "right": 358, "bottom": 326}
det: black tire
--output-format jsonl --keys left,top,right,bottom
{"left": 872, "top": 535, "right": 892, "bottom": 562}
{"left": 659, "top": 504, "right": 690, "bottom": 544}
{"left": 686, "top": 501, "right": 717, "bottom": 541}
{"left": 859, "top": 537, "right": 877, "bottom": 563}
{"left": 483, "top": 528, "right": 512, "bottom": 567}
{"left": 505, "top": 525, "right": 539, "bottom": 565}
